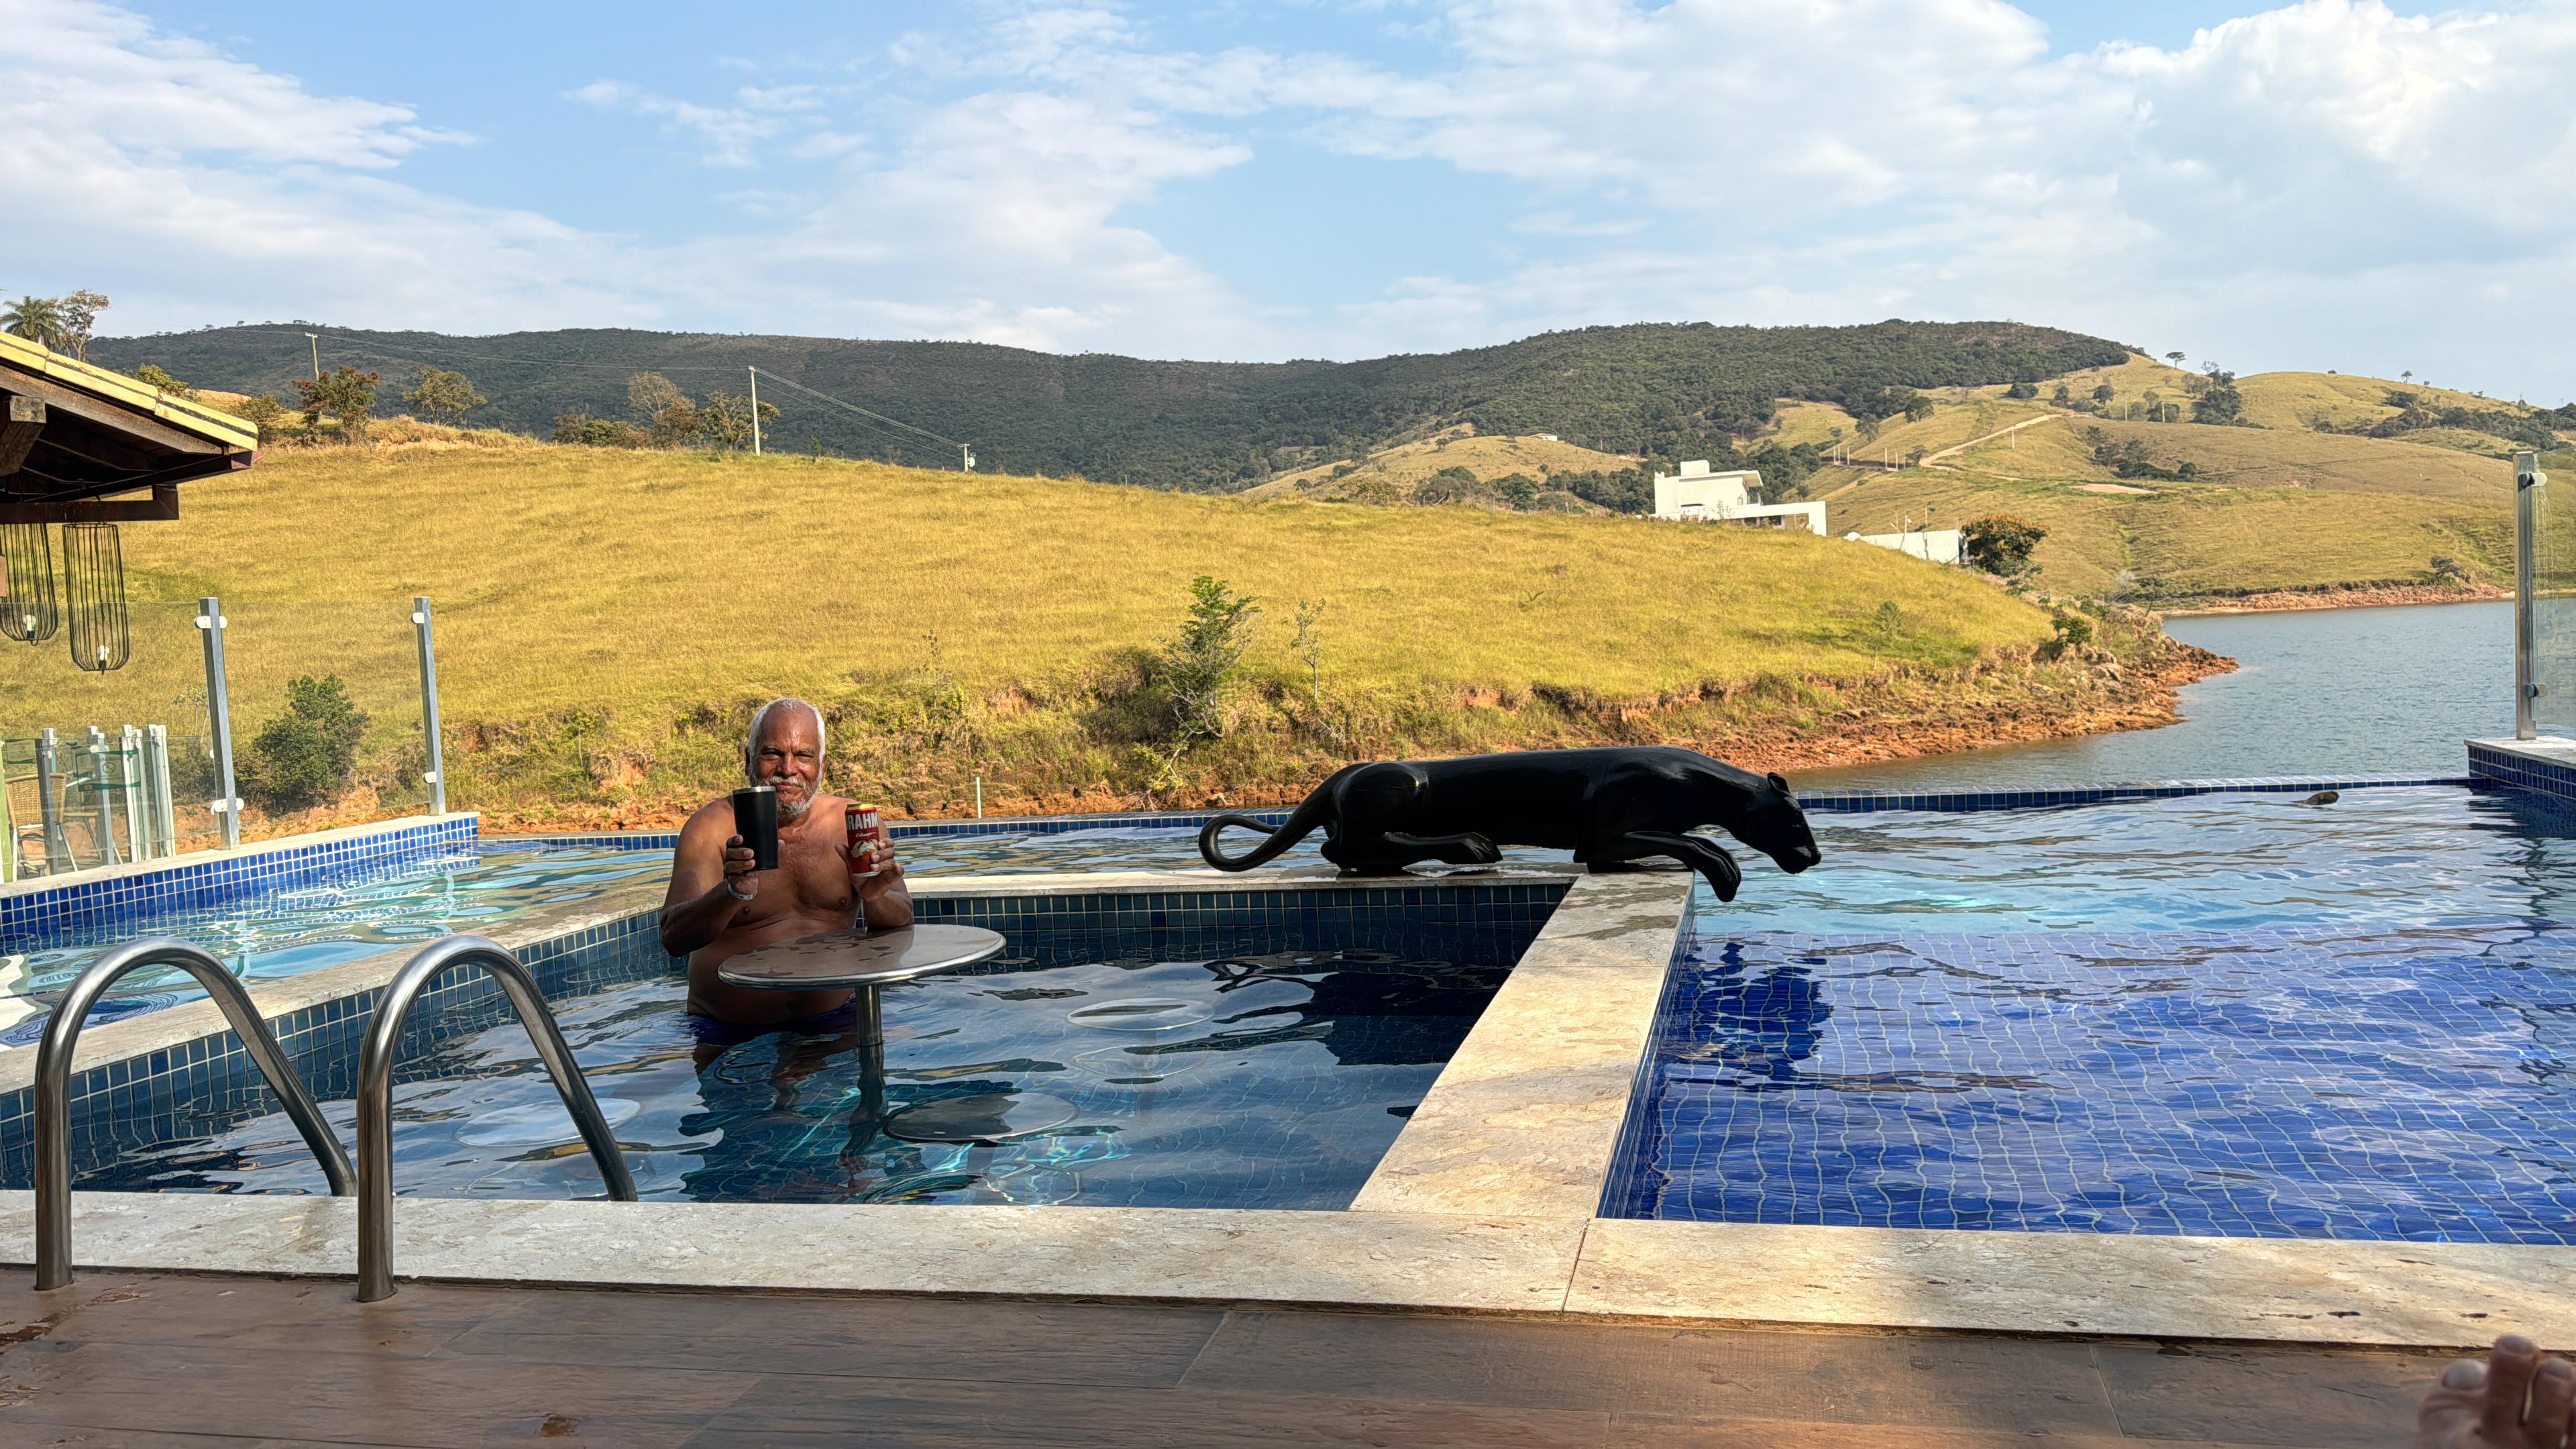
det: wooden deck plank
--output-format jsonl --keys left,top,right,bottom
{"left": 0, "top": 1338, "right": 752, "bottom": 1446}
{"left": 9, "top": 1274, "right": 484, "bottom": 1359}
{"left": 443, "top": 1289, "right": 1225, "bottom": 1386}
{"left": 0, "top": 1271, "right": 2454, "bottom": 1447}
{"left": 686, "top": 1375, "right": 1617, "bottom": 1447}
{"left": 1181, "top": 1309, "right": 2125, "bottom": 1434}
{"left": 2092, "top": 1342, "right": 2450, "bottom": 1449}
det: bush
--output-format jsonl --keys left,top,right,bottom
{"left": 1962, "top": 515, "right": 2047, "bottom": 578}
{"left": 1158, "top": 577, "right": 1259, "bottom": 747}
{"left": 241, "top": 675, "right": 369, "bottom": 813}
{"left": 553, "top": 413, "right": 648, "bottom": 447}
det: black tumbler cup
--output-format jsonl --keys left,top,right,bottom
{"left": 731, "top": 785, "right": 780, "bottom": 871}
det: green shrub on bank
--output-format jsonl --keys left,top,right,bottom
{"left": 242, "top": 675, "right": 369, "bottom": 812}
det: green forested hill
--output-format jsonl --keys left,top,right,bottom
{"left": 89, "top": 320, "right": 2127, "bottom": 492}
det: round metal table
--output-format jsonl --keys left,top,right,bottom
{"left": 716, "top": 924, "right": 1004, "bottom": 1044}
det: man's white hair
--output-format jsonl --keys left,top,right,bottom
{"left": 745, "top": 698, "right": 826, "bottom": 779}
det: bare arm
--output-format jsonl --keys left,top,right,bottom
{"left": 859, "top": 859, "right": 914, "bottom": 930}
{"left": 659, "top": 807, "right": 760, "bottom": 955}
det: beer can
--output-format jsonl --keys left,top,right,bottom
{"left": 846, "top": 804, "right": 888, "bottom": 879}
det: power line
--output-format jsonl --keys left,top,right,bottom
{"left": 172, "top": 325, "right": 977, "bottom": 465}
{"left": 747, "top": 367, "right": 963, "bottom": 449}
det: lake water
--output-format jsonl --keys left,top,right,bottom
{"left": 1799, "top": 600, "right": 2508, "bottom": 791}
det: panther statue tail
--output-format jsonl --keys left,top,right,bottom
{"left": 1197, "top": 790, "right": 1335, "bottom": 871}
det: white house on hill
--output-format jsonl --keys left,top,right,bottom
{"left": 1650, "top": 460, "right": 1827, "bottom": 534}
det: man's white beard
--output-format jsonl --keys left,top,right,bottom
{"left": 775, "top": 785, "right": 816, "bottom": 825}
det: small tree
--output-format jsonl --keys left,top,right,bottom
{"left": 1161, "top": 576, "right": 1260, "bottom": 747}
{"left": 134, "top": 363, "right": 195, "bottom": 397}
{"left": 241, "top": 675, "right": 370, "bottom": 813}
{"left": 53, "top": 290, "right": 107, "bottom": 358}
{"left": 234, "top": 394, "right": 288, "bottom": 445}
{"left": 2005, "top": 381, "right": 2038, "bottom": 400}
{"left": 1292, "top": 598, "right": 1329, "bottom": 712}
{"left": 2092, "top": 384, "right": 2116, "bottom": 402}
{"left": 294, "top": 366, "right": 380, "bottom": 444}
{"left": 700, "top": 390, "right": 780, "bottom": 451}
{"left": 1903, "top": 394, "right": 1936, "bottom": 423}
{"left": 2192, "top": 366, "right": 2244, "bottom": 425}
{"left": 552, "top": 413, "right": 646, "bottom": 447}
{"left": 2165, "top": 352, "right": 2186, "bottom": 368}
{"left": 1962, "top": 515, "right": 2047, "bottom": 578}
{"left": 402, "top": 368, "right": 486, "bottom": 426}
{"left": 1870, "top": 600, "right": 1905, "bottom": 663}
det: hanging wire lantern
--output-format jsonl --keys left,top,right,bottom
{"left": 61, "top": 523, "right": 131, "bottom": 673}
{"left": 0, "top": 521, "right": 60, "bottom": 643}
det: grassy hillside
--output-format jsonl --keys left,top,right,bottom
{"left": 88, "top": 320, "right": 2131, "bottom": 493}
{"left": 1820, "top": 413, "right": 2514, "bottom": 599}
{"left": 0, "top": 433, "right": 2208, "bottom": 833}
{"left": 1242, "top": 428, "right": 1638, "bottom": 505}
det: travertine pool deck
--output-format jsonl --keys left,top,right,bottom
{"left": 5, "top": 859, "right": 2573, "bottom": 1352}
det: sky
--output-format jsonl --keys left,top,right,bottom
{"left": 5, "top": 0, "right": 2573, "bottom": 399}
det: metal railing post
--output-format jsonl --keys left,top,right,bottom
{"left": 144, "top": 724, "right": 175, "bottom": 858}
{"left": 0, "top": 740, "right": 14, "bottom": 883}
{"left": 34, "top": 938, "right": 354, "bottom": 1290}
{"left": 2519, "top": 449, "right": 2545, "bottom": 741}
{"left": 35, "top": 727, "right": 69, "bottom": 873}
{"left": 357, "top": 935, "right": 636, "bottom": 1301}
{"left": 196, "top": 596, "right": 240, "bottom": 849}
{"left": 118, "top": 727, "right": 144, "bottom": 863}
{"left": 410, "top": 597, "right": 447, "bottom": 816}
{"left": 84, "top": 727, "right": 117, "bottom": 868}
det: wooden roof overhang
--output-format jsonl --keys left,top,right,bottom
{"left": 0, "top": 331, "right": 257, "bottom": 524}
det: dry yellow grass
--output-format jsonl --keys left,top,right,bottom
{"left": 1248, "top": 429, "right": 1638, "bottom": 501}
{"left": 1818, "top": 415, "right": 2513, "bottom": 598}
{"left": 0, "top": 444, "right": 2052, "bottom": 759}
{"left": 1762, "top": 401, "right": 1858, "bottom": 448}
{"left": 2234, "top": 371, "right": 2538, "bottom": 433}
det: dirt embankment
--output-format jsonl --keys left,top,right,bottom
{"left": 2165, "top": 581, "right": 2506, "bottom": 616}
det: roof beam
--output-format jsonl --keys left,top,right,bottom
{"left": 0, "top": 482, "right": 179, "bottom": 524}
{"left": 0, "top": 396, "right": 40, "bottom": 474}
{"left": 0, "top": 369, "right": 221, "bottom": 457}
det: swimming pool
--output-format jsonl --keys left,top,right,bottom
{"left": 1611, "top": 786, "right": 2576, "bottom": 1244}
{"left": 50, "top": 890, "right": 1558, "bottom": 1211}
{"left": 0, "top": 844, "right": 665, "bottom": 1043}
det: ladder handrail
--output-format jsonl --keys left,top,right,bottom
{"left": 356, "top": 934, "right": 637, "bottom": 1302}
{"left": 35, "top": 938, "right": 355, "bottom": 1290}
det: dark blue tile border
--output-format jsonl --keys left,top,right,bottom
{"left": 2469, "top": 742, "right": 2576, "bottom": 808}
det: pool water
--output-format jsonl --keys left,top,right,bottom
{"left": 1615, "top": 786, "right": 2576, "bottom": 1244}
{"left": 0, "top": 845, "right": 665, "bottom": 1043}
{"left": 72, "top": 918, "right": 1529, "bottom": 1210}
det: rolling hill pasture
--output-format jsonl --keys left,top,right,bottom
{"left": 0, "top": 435, "right": 2193, "bottom": 830}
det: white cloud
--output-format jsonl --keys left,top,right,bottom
{"left": 11, "top": 0, "right": 2576, "bottom": 394}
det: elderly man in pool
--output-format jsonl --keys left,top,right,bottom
{"left": 659, "top": 698, "right": 913, "bottom": 1030}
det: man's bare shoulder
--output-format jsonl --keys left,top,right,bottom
{"left": 678, "top": 798, "right": 737, "bottom": 841}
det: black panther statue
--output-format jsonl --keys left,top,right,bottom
{"left": 1197, "top": 745, "right": 1821, "bottom": 900}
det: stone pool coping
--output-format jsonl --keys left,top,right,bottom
{"left": 10, "top": 853, "right": 2576, "bottom": 1350}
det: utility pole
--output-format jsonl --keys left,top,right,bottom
{"left": 961, "top": 444, "right": 975, "bottom": 472}
{"left": 303, "top": 333, "right": 321, "bottom": 380}
{"left": 748, "top": 368, "right": 761, "bottom": 455}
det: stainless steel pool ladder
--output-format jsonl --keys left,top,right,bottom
{"left": 357, "top": 935, "right": 637, "bottom": 1303}
{"left": 34, "top": 939, "right": 355, "bottom": 1291}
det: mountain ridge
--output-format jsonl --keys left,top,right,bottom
{"left": 86, "top": 319, "right": 2131, "bottom": 492}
